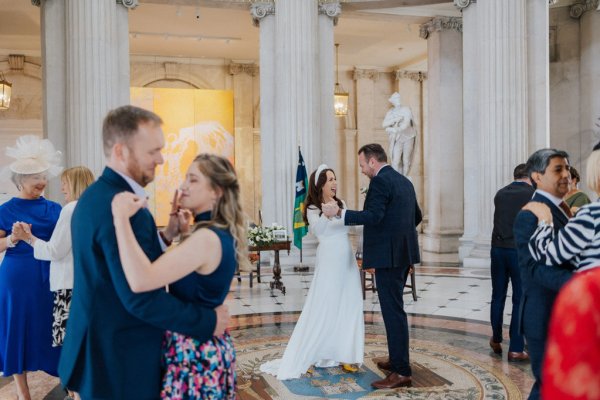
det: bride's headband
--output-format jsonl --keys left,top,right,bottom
{"left": 314, "top": 164, "right": 328, "bottom": 185}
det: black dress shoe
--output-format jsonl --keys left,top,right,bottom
{"left": 489, "top": 337, "right": 502, "bottom": 354}
{"left": 376, "top": 359, "right": 392, "bottom": 371}
{"left": 371, "top": 372, "right": 412, "bottom": 389}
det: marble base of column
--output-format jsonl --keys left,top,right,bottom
{"left": 461, "top": 239, "right": 491, "bottom": 267}
{"left": 422, "top": 229, "right": 463, "bottom": 253}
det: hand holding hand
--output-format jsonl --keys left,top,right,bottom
{"left": 11, "top": 222, "right": 31, "bottom": 242}
{"left": 213, "top": 304, "right": 230, "bottom": 337}
{"left": 112, "top": 192, "right": 146, "bottom": 220}
{"left": 321, "top": 202, "right": 337, "bottom": 217}
{"left": 522, "top": 202, "right": 552, "bottom": 224}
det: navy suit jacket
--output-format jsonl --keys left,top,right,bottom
{"left": 345, "top": 165, "right": 422, "bottom": 269}
{"left": 513, "top": 192, "right": 573, "bottom": 340}
{"left": 59, "top": 168, "right": 217, "bottom": 400}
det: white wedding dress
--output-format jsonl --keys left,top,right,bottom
{"left": 260, "top": 205, "right": 364, "bottom": 380}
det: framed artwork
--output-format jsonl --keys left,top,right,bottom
{"left": 131, "top": 87, "right": 234, "bottom": 226}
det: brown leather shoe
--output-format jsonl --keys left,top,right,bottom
{"left": 371, "top": 372, "right": 412, "bottom": 389}
{"left": 508, "top": 351, "right": 530, "bottom": 362}
{"left": 489, "top": 337, "right": 502, "bottom": 354}
{"left": 376, "top": 359, "right": 392, "bottom": 371}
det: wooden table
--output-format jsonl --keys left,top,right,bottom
{"left": 248, "top": 241, "right": 291, "bottom": 295}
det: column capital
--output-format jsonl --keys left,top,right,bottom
{"left": 31, "top": 0, "right": 40, "bottom": 6}
{"left": 453, "top": 0, "right": 476, "bottom": 11}
{"left": 353, "top": 68, "right": 379, "bottom": 81}
{"left": 250, "top": 1, "right": 275, "bottom": 27}
{"left": 229, "top": 62, "right": 258, "bottom": 77}
{"left": 419, "top": 17, "right": 463, "bottom": 40}
{"left": 570, "top": 0, "right": 599, "bottom": 19}
{"left": 318, "top": 1, "right": 342, "bottom": 26}
{"left": 116, "top": 0, "right": 138, "bottom": 10}
{"left": 395, "top": 70, "right": 427, "bottom": 82}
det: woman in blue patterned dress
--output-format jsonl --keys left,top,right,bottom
{"left": 0, "top": 135, "right": 62, "bottom": 400}
{"left": 112, "top": 154, "right": 247, "bottom": 399}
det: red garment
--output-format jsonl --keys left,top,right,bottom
{"left": 542, "top": 268, "right": 600, "bottom": 400}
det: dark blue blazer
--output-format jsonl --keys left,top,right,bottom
{"left": 345, "top": 165, "right": 422, "bottom": 269}
{"left": 59, "top": 168, "right": 217, "bottom": 400}
{"left": 513, "top": 192, "right": 573, "bottom": 340}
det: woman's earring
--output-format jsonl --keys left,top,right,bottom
{"left": 17, "top": 185, "right": 22, "bottom": 191}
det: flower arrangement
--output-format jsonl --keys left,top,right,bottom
{"left": 248, "top": 223, "right": 286, "bottom": 247}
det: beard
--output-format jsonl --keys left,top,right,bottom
{"left": 126, "top": 151, "right": 155, "bottom": 187}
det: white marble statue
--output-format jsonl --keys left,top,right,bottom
{"left": 382, "top": 92, "right": 417, "bottom": 176}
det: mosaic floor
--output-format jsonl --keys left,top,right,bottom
{"left": 0, "top": 254, "right": 535, "bottom": 399}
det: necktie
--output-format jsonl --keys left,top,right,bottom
{"left": 559, "top": 201, "right": 573, "bottom": 218}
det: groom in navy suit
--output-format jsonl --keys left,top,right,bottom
{"left": 324, "top": 143, "right": 422, "bottom": 389}
{"left": 513, "top": 148, "right": 574, "bottom": 400}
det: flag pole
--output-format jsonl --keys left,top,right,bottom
{"left": 293, "top": 145, "right": 309, "bottom": 272}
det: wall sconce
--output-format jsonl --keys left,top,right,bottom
{"left": 334, "top": 43, "right": 348, "bottom": 117}
{"left": 0, "top": 73, "right": 11, "bottom": 110}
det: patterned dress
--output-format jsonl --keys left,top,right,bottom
{"left": 160, "top": 211, "right": 237, "bottom": 400}
{"left": 0, "top": 197, "right": 62, "bottom": 376}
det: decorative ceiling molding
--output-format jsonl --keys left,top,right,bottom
{"left": 419, "top": 16, "right": 462, "bottom": 40}
{"left": 353, "top": 68, "right": 380, "bottom": 81}
{"left": 319, "top": 1, "right": 342, "bottom": 26}
{"left": 395, "top": 70, "right": 427, "bottom": 82}
{"left": 570, "top": 0, "right": 599, "bottom": 18}
{"left": 250, "top": 1, "right": 275, "bottom": 27}
{"left": 117, "top": 0, "right": 139, "bottom": 9}
{"left": 453, "top": 0, "right": 476, "bottom": 11}
{"left": 229, "top": 62, "right": 258, "bottom": 76}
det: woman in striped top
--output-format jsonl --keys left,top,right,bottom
{"left": 522, "top": 149, "right": 600, "bottom": 400}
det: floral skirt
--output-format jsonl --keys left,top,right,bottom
{"left": 160, "top": 330, "right": 236, "bottom": 400}
{"left": 52, "top": 289, "right": 72, "bottom": 347}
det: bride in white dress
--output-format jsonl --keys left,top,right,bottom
{"left": 260, "top": 164, "right": 364, "bottom": 380}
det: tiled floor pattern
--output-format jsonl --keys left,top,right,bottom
{"left": 0, "top": 260, "right": 530, "bottom": 399}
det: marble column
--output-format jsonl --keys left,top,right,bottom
{"left": 230, "top": 62, "right": 259, "bottom": 222}
{"left": 457, "top": 0, "right": 529, "bottom": 266}
{"left": 528, "top": 0, "right": 551, "bottom": 151}
{"left": 252, "top": 0, "right": 338, "bottom": 240}
{"left": 318, "top": 1, "right": 340, "bottom": 173}
{"left": 455, "top": 0, "right": 479, "bottom": 261}
{"left": 571, "top": 1, "right": 600, "bottom": 157}
{"left": 38, "top": 0, "right": 134, "bottom": 178}
{"left": 353, "top": 68, "right": 380, "bottom": 205}
{"left": 395, "top": 70, "right": 427, "bottom": 212}
{"left": 420, "top": 17, "right": 464, "bottom": 253}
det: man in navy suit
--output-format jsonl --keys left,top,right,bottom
{"left": 59, "top": 106, "right": 229, "bottom": 399}
{"left": 513, "top": 148, "right": 574, "bottom": 400}
{"left": 489, "top": 163, "right": 533, "bottom": 362}
{"left": 323, "top": 143, "right": 421, "bottom": 389}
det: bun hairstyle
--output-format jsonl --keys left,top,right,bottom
{"left": 190, "top": 154, "right": 249, "bottom": 271}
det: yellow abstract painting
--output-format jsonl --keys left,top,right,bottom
{"left": 131, "top": 87, "right": 234, "bottom": 226}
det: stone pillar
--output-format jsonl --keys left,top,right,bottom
{"left": 230, "top": 62, "right": 259, "bottom": 222}
{"left": 252, "top": 0, "right": 337, "bottom": 239}
{"left": 353, "top": 68, "right": 380, "bottom": 205}
{"left": 38, "top": 0, "right": 134, "bottom": 178}
{"left": 571, "top": 1, "right": 600, "bottom": 157}
{"left": 528, "top": 0, "right": 551, "bottom": 151}
{"left": 420, "top": 17, "right": 464, "bottom": 253}
{"left": 395, "top": 70, "right": 427, "bottom": 210}
{"left": 318, "top": 1, "right": 340, "bottom": 172}
{"left": 455, "top": 0, "right": 479, "bottom": 260}
{"left": 458, "top": 0, "right": 529, "bottom": 266}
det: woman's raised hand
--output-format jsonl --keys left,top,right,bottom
{"left": 112, "top": 192, "right": 146, "bottom": 220}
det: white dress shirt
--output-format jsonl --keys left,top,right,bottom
{"left": 33, "top": 201, "right": 76, "bottom": 291}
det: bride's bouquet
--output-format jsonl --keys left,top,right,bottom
{"left": 248, "top": 223, "right": 285, "bottom": 247}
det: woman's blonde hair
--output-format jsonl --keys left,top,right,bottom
{"left": 61, "top": 166, "right": 94, "bottom": 201}
{"left": 586, "top": 150, "right": 600, "bottom": 195}
{"left": 191, "top": 154, "right": 249, "bottom": 271}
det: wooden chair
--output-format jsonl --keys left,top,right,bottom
{"left": 235, "top": 254, "right": 258, "bottom": 288}
{"left": 357, "top": 259, "right": 417, "bottom": 301}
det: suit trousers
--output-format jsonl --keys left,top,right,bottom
{"left": 490, "top": 246, "right": 525, "bottom": 352}
{"left": 525, "top": 336, "right": 545, "bottom": 400}
{"left": 375, "top": 267, "right": 411, "bottom": 376}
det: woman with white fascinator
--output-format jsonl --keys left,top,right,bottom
{"left": 261, "top": 164, "right": 364, "bottom": 380}
{"left": 0, "top": 135, "right": 63, "bottom": 400}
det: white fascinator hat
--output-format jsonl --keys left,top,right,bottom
{"left": 5, "top": 135, "right": 63, "bottom": 177}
